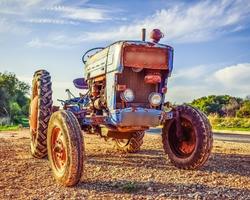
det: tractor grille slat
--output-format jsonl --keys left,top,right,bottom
{"left": 116, "top": 67, "right": 156, "bottom": 108}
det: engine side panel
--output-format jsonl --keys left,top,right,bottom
{"left": 84, "top": 42, "right": 123, "bottom": 79}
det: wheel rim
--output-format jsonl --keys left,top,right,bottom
{"left": 51, "top": 126, "right": 67, "bottom": 173}
{"left": 168, "top": 116, "right": 196, "bottom": 158}
{"left": 30, "top": 82, "right": 38, "bottom": 143}
{"left": 116, "top": 139, "right": 130, "bottom": 148}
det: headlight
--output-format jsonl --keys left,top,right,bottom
{"left": 120, "top": 89, "right": 135, "bottom": 102}
{"left": 148, "top": 92, "right": 162, "bottom": 106}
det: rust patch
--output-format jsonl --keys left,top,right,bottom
{"left": 123, "top": 44, "right": 168, "bottom": 70}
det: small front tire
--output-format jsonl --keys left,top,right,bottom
{"left": 162, "top": 105, "right": 213, "bottom": 169}
{"left": 47, "top": 110, "right": 84, "bottom": 186}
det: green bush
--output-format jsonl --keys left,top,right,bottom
{"left": 236, "top": 100, "right": 250, "bottom": 118}
{"left": 209, "top": 115, "right": 250, "bottom": 129}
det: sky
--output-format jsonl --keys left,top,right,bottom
{"left": 0, "top": 0, "right": 250, "bottom": 104}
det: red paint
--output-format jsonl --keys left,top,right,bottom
{"left": 144, "top": 74, "right": 162, "bottom": 84}
{"left": 162, "top": 87, "right": 168, "bottom": 93}
{"left": 123, "top": 44, "right": 168, "bottom": 70}
{"left": 150, "top": 29, "right": 164, "bottom": 43}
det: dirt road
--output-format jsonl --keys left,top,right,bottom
{"left": 0, "top": 130, "right": 250, "bottom": 200}
{"left": 147, "top": 128, "right": 250, "bottom": 143}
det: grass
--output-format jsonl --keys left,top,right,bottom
{"left": 121, "top": 182, "right": 139, "bottom": 193}
{"left": 208, "top": 115, "right": 250, "bottom": 132}
{"left": 0, "top": 125, "right": 20, "bottom": 131}
{"left": 213, "top": 126, "right": 250, "bottom": 132}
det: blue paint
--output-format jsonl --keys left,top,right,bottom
{"left": 168, "top": 48, "right": 174, "bottom": 76}
{"left": 108, "top": 107, "right": 162, "bottom": 127}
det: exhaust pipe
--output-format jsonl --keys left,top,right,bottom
{"left": 142, "top": 28, "right": 146, "bottom": 41}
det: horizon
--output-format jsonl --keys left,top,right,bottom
{"left": 1, "top": 0, "right": 250, "bottom": 105}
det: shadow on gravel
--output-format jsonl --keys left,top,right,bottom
{"left": 87, "top": 150, "right": 171, "bottom": 170}
{"left": 77, "top": 179, "right": 250, "bottom": 198}
{"left": 87, "top": 151, "right": 250, "bottom": 177}
{"left": 204, "top": 153, "right": 250, "bottom": 177}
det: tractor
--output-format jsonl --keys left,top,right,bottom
{"left": 29, "top": 29, "right": 213, "bottom": 186}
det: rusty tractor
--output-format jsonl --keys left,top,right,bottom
{"left": 29, "top": 29, "right": 213, "bottom": 186}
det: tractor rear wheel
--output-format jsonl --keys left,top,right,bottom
{"left": 47, "top": 110, "right": 84, "bottom": 186}
{"left": 162, "top": 105, "right": 213, "bottom": 169}
{"left": 114, "top": 131, "right": 145, "bottom": 153}
{"left": 29, "top": 70, "right": 52, "bottom": 158}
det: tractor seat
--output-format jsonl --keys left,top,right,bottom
{"left": 73, "top": 78, "right": 88, "bottom": 89}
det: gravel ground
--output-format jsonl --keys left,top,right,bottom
{"left": 0, "top": 130, "right": 249, "bottom": 200}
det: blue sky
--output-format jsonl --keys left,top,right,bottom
{"left": 0, "top": 0, "right": 250, "bottom": 104}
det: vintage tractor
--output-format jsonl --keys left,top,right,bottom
{"left": 29, "top": 29, "right": 213, "bottom": 186}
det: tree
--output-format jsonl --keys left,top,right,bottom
{"left": 0, "top": 87, "right": 9, "bottom": 117}
{"left": 246, "top": 95, "right": 250, "bottom": 101}
{"left": 0, "top": 72, "right": 30, "bottom": 124}
{"left": 190, "top": 95, "right": 243, "bottom": 117}
{"left": 236, "top": 100, "right": 250, "bottom": 118}
{"left": 9, "top": 102, "right": 22, "bottom": 123}
{"left": 221, "top": 97, "right": 242, "bottom": 117}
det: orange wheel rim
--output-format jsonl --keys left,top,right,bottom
{"left": 178, "top": 120, "right": 196, "bottom": 155}
{"left": 169, "top": 117, "right": 196, "bottom": 157}
{"left": 51, "top": 126, "right": 67, "bottom": 172}
{"left": 30, "top": 82, "right": 38, "bottom": 142}
{"left": 116, "top": 139, "right": 130, "bottom": 147}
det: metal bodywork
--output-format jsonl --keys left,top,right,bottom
{"left": 63, "top": 40, "right": 174, "bottom": 133}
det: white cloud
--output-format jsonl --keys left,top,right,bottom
{"left": 174, "top": 65, "right": 210, "bottom": 79}
{"left": 46, "top": 6, "right": 110, "bottom": 22}
{"left": 0, "top": 18, "right": 29, "bottom": 34}
{"left": 0, "top": 0, "right": 114, "bottom": 35}
{"left": 167, "top": 63, "right": 250, "bottom": 103}
{"left": 213, "top": 63, "right": 250, "bottom": 88}
{"left": 27, "top": 0, "right": 250, "bottom": 48}
{"left": 71, "top": 0, "right": 249, "bottom": 43}
{"left": 19, "top": 0, "right": 43, "bottom": 7}
{"left": 26, "top": 18, "right": 79, "bottom": 25}
{"left": 27, "top": 38, "right": 69, "bottom": 48}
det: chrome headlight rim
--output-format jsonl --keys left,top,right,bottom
{"left": 148, "top": 92, "right": 162, "bottom": 106}
{"left": 120, "top": 88, "right": 135, "bottom": 102}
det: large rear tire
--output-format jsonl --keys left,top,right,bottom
{"left": 29, "top": 70, "right": 52, "bottom": 158}
{"left": 115, "top": 131, "right": 145, "bottom": 153}
{"left": 47, "top": 110, "right": 84, "bottom": 186}
{"left": 162, "top": 105, "right": 213, "bottom": 169}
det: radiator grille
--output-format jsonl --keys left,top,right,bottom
{"left": 116, "top": 67, "right": 156, "bottom": 108}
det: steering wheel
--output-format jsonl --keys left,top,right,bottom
{"left": 82, "top": 47, "right": 104, "bottom": 64}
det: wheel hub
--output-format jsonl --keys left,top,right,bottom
{"left": 51, "top": 127, "right": 67, "bottom": 171}
{"left": 169, "top": 117, "right": 196, "bottom": 157}
{"left": 177, "top": 120, "right": 196, "bottom": 155}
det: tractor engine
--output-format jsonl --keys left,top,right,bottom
{"left": 89, "top": 76, "right": 106, "bottom": 113}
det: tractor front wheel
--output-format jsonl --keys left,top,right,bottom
{"left": 162, "top": 105, "right": 213, "bottom": 169}
{"left": 47, "top": 110, "right": 84, "bottom": 186}
{"left": 114, "top": 131, "right": 145, "bottom": 153}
